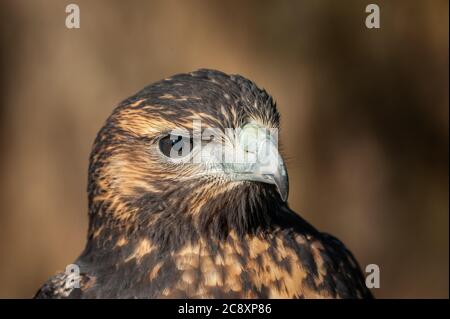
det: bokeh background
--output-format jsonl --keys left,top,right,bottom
{"left": 0, "top": 0, "right": 448, "bottom": 298}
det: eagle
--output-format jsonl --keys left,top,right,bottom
{"left": 35, "top": 69, "right": 372, "bottom": 299}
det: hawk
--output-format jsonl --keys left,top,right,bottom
{"left": 35, "top": 69, "right": 372, "bottom": 299}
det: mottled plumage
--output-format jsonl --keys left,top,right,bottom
{"left": 35, "top": 69, "right": 372, "bottom": 299}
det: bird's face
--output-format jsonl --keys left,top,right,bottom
{"left": 88, "top": 70, "right": 288, "bottom": 237}
{"left": 154, "top": 120, "right": 288, "bottom": 201}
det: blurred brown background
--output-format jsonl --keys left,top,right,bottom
{"left": 0, "top": 0, "right": 448, "bottom": 298}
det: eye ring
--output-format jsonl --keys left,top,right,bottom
{"left": 158, "top": 134, "right": 194, "bottom": 159}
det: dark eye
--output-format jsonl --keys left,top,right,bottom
{"left": 159, "top": 135, "right": 193, "bottom": 158}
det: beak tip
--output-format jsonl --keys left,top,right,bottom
{"left": 274, "top": 178, "right": 288, "bottom": 202}
{"left": 274, "top": 171, "right": 289, "bottom": 203}
{"left": 279, "top": 187, "right": 288, "bottom": 202}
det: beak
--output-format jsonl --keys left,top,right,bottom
{"left": 227, "top": 133, "right": 289, "bottom": 202}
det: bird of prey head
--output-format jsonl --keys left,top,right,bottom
{"left": 35, "top": 69, "right": 372, "bottom": 299}
{"left": 88, "top": 69, "right": 288, "bottom": 241}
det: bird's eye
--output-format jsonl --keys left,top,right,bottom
{"left": 159, "top": 134, "right": 194, "bottom": 158}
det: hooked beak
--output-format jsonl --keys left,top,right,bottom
{"left": 226, "top": 131, "right": 289, "bottom": 202}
